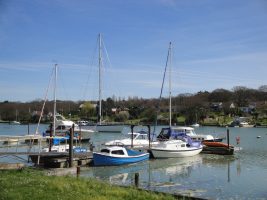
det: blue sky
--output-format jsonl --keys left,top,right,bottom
{"left": 0, "top": 0, "right": 267, "bottom": 102}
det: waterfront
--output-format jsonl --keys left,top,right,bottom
{"left": 0, "top": 124, "right": 267, "bottom": 199}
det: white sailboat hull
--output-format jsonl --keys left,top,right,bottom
{"left": 95, "top": 124, "right": 125, "bottom": 133}
{"left": 150, "top": 140, "right": 203, "bottom": 158}
{"left": 151, "top": 147, "right": 202, "bottom": 158}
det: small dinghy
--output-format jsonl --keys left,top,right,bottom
{"left": 93, "top": 146, "right": 149, "bottom": 166}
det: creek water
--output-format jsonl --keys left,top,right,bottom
{"left": 1, "top": 124, "right": 267, "bottom": 199}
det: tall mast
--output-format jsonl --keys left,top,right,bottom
{"left": 169, "top": 42, "right": 172, "bottom": 127}
{"left": 98, "top": 34, "right": 102, "bottom": 125}
{"left": 53, "top": 64, "right": 58, "bottom": 136}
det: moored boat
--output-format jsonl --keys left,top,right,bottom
{"left": 202, "top": 141, "right": 234, "bottom": 155}
{"left": 45, "top": 114, "right": 95, "bottom": 138}
{"left": 95, "top": 123, "right": 125, "bottom": 133}
{"left": 150, "top": 139, "right": 203, "bottom": 158}
{"left": 93, "top": 146, "right": 149, "bottom": 166}
{"left": 104, "top": 130, "right": 156, "bottom": 147}
{"left": 158, "top": 126, "right": 224, "bottom": 142}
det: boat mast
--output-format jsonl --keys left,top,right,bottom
{"left": 53, "top": 64, "right": 58, "bottom": 136}
{"left": 98, "top": 33, "right": 102, "bottom": 125}
{"left": 169, "top": 42, "right": 172, "bottom": 127}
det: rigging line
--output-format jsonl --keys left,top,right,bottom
{"left": 102, "top": 35, "right": 120, "bottom": 99}
{"left": 35, "top": 66, "right": 54, "bottom": 135}
{"left": 82, "top": 36, "right": 99, "bottom": 100}
{"left": 102, "top": 36, "right": 113, "bottom": 70}
{"left": 153, "top": 43, "right": 171, "bottom": 133}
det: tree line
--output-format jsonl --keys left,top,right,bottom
{"left": 1, "top": 85, "right": 267, "bottom": 125}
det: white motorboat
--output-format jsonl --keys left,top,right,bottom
{"left": 105, "top": 130, "right": 156, "bottom": 147}
{"left": 150, "top": 139, "right": 203, "bottom": 158}
{"left": 45, "top": 114, "right": 95, "bottom": 138}
{"left": 239, "top": 121, "right": 254, "bottom": 128}
{"left": 190, "top": 123, "right": 200, "bottom": 127}
{"left": 159, "top": 126, "right": 223, "bottom": 142}
{"left": 10, "top": 121, "right": 21, "bottom": 125}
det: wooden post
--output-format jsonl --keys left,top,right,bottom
{"left": 69, "top": 124, "right": 74, "bottom": 168}
{"left": 49, "top": 123, "right": 52, "bottom": 152}
{"left": 227, "top": 129, "right": 230, "bottom": 149}
{"left": 148, "top": 125, "right": 151, "bottom": 149}
{"left": 77, "top": 166, "right": 80, "bottom": 177}
{"left": 134, "top": 173, "right": 139, "bottom": 187}
{"left": 79, "top": 125, "right": 82, "bottom": 145}
{"left": 131, "top": 125, "right": 134, "bottom": 148}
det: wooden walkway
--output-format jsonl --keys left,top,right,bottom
{"left": 29, "top": 152, "right": 93, "bottom": 168}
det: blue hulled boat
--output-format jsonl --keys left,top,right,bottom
{"left": 93, "top": 146, "right": 149, "bottom": 166}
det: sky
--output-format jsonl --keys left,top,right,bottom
{"left": 0, "top": 0, "right": 267, "bottom": 102}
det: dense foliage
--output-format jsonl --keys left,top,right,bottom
{"left": 1, "top": 85, "right": 267, "bottom": 125}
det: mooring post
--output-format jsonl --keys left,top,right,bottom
{"left": 49, "top": 123, "right": 52, "bottom": 152}
{"left": 134, "top": 173, "right": 139, "bottom": 187}
{"left": 77, "top": 166, "right": 80, "bottom": 177}
{"left": 69, "top": 124, "right": 74, "bottom": 168}
{"left": 147, "top": 125, "right": 151, "bottom": 149}
{"left": 227, "top": 129, "right": 230, "bottom": 149}
{"left": 79, "top": 125, "right": 82, "bottom": 145}
{"left": 131, "top": 125, "right": 134, "bottom": 148}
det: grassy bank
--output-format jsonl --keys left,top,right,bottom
{"left": 0, "top": 168, "right": 176, "bottom": 200}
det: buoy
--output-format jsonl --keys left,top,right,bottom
{"left": 257, "top": 136, "right": 261, "bottom": 138}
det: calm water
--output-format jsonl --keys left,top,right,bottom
{"left": 1, "top": 124, "right": 267, "bottom": 199}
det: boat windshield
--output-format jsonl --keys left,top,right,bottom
{"left": 101, "top": 149, "right": 110, "bottom": 153}
{"left": 157, "top": 128, "right": 171, "bottom": 140}
{"left": 56, "top": 115, "right": 66, "bottom": 121}
{"left": 111, "top": 150, "right": 125, "bottom": 155}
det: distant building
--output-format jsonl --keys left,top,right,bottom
{"left": 230, "top": 103, "right": 235, "bottom": 109}
{"left": 239, "top": 103, "right": 256, "bottom": 113}
{"left": 210, "top": 102, "right": 223, "bottom": 111}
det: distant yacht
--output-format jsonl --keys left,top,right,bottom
{"left": 190, "top": 123, "right": 200, "bottom": 127}
{"left": 94, "top": 33, "right": 125, "bottom": 133}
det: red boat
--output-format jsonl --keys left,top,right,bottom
{"left": 202, "top": 141, "right": 234, "bottom": 155}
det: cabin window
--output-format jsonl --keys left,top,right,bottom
{"left": 101, "top": 149, "right": 110, "bottom": 153}
{"left": 56, "top": 126, "right": 66, "bottom": 130}
{"left": 157, "top": 129, "right": 170, "bottom": 140}
{"left": 181, "top": 144, "right": 185, "bottom": 147}
{"left": 140, "top": 135, "right": 147, "bottom": 140}
{"left": 111, "top": 150, "right": 124, "bottom": 155}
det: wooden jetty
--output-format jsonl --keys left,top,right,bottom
{"left": 29, "top": 152, "right": 93, "bottom": 168}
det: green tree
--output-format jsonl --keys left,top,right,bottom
{"left": 80, "top": 102, "right": 95, "bottom": 119}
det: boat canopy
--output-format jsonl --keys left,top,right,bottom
{"left": 157, "top": 127, "right": 201, "bottom": 147}
{"left": 157, "top": 127, "right": 187, "bottom": 140}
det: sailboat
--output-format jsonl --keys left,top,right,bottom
{"left": 94, "top": 34, "right": 125, "bottom": 133}
{"left": 10, "top": 110, "right": 21, "bottom": 125}
{"left": 44, "top": 64, "right": 94, "bottom": 140}
{"left": 150, "top": 42, "right": 203, "bottom": 158}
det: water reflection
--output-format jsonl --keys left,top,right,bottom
{"left": 83, "top": 155, "right": 203, "bottom": 189}
{"left": 81, "top": 154, "right": 241, "bottom": 198}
